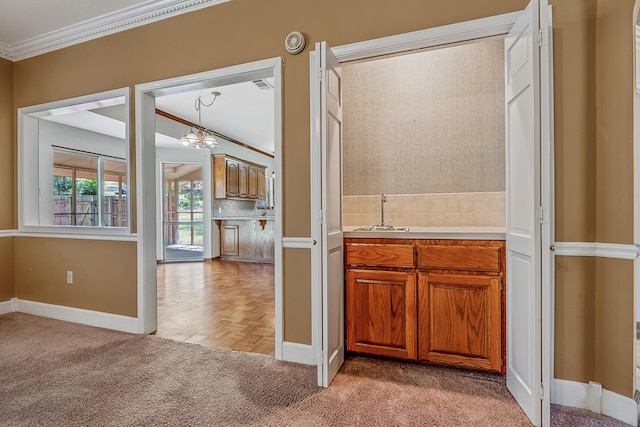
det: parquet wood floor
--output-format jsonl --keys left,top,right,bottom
{"left": 155, "top": 259, "right": 275, "bottom": 356}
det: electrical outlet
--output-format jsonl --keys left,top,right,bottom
{"left": 66, "top": 271, "right": 73, "bottom": 284}
{"left": 218, "top": 207, "right": 222, "bottom": 214}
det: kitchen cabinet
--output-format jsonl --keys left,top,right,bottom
{"left": 257, "top": 169, "right": 266, "bottom": 199}
{"left": 345, "top": 242, "right": 416, "bottom": 360}
{"left": 345, "top": 238, "right": 505, "bottom": 373}
{"left": 213, "top": 154, "right": 266, "bottom": 200}
{"left": 221, "top": 224, "right": 239, "bottom": 256}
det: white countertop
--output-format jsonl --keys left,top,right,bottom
{"left": 343, "top": 226, "right": 506, "bottom": 240}
{"left": 213, "top": 217, "right": 275, "bottom": 221}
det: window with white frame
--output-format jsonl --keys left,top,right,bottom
{"left": 19, "top": 88, "right": 130, "bottom": 232}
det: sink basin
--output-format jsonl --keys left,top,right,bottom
{"left": 353, "top": 225, "right": 410, "bottom": 232}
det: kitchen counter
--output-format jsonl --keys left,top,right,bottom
{"left": 343, "top": 225, "right": 505, "bottom": 240}
{"left": 212, "top": 216, "right": 275, "bottom": 221}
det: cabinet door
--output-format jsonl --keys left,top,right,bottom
{"left": 257, "top": 169, "right": 266, "bottom": 200}
{"left": 221, "top": 225, "right": 239, "bottom": 256}
{"left": 226, "top": 160, "right": 239, "bottom": 198}
{"left": 346, "top": 269, "right": 416, "bottom": 360}
{"left": 418, "top": 273, "right": 501, "bottom": 372}
{"left": 238, "top": 163, "right": 249, "bottom": 197}
{"left": 248, "top": 167, "right": 258, "bottom": 198}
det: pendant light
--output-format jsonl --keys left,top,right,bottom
{"left": 179, "top": 91, "right": 221, "bottom": 149}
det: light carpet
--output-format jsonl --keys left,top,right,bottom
{"left": 0, "top": 313, "right": 630, "bottom": 426}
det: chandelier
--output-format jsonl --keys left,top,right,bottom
{"left": 179, "top": 91, "right": 221, "bottom": 149}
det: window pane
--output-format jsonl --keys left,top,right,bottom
{"left": 103, "top": 159, "right": 126, "bottom": 227}
{"left": 178, "top": 182, "right": 191, "bottom": 211}
{"left": 53, "top": 167, "right": 72, "bottom": 225}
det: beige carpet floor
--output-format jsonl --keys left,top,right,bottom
{"left": 0, "top": 313, "right": 631, "bottom": 426}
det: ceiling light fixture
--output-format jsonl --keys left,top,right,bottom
{"left": 179, "top": 91, "right": 221, "bottom": 149}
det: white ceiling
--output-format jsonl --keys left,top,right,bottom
{"left": 3, "top": 0, "right": 274, "bottom": 154}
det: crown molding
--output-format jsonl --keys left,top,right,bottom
{"left": 1, "top": 0, "right": 230, "bottom": 62}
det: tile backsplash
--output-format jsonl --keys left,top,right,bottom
{"left": 214, "top": 199, "right": 264, "bottom": 217}
{"left": 343, "top": 192, "right": 505, "bottom": 227}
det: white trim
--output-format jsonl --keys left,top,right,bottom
{"left": 15, "top": 299, "right": 138, "bottom": 333}
{"left": 552, "top": 379, "right": 637, "bottom": 426}
{"left": 0, "top": 230, "right": 17, "bottom": 237}
{"left": 14, "top": 231, "right": 137, "bottom": 241}
{"left": 602, "top": 388, "right": 639, "bottom": 426}
{"left": 540, "top": 4, "right": 555, "bottom": 425}
{"left": 0, "top": 0, "right": 230, "bottom": 61}
{"left": 135, "top": 56, "right": 285, "bottom": 353}
{"left": 332, "top": 11, "right": 520, "bottom": 62}
{"left": 554, "top": 242, "right": 639, "bottom": 260}
{"left": 282, "top": 237, "right": 315, "bottom": 249}
{"left": 0, "top": 298, "right": 17, "bottom": 315}
{"left": 281, "top": 341, "right": 314, "bottom": 365}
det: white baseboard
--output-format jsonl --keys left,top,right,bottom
{"left": 0, "top": 298, "right": 17, "bottom": 315}
{"left": 16, "top": 299, "right": 138, "bottom": 334}
{"left": 552, "top": 378, "right": 637, "bottom": 426}
{"left": 282, "top": 341, "right": 314, "bottom": 365}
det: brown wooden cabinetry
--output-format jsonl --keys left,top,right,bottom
{"left": 345, "top": 238, "right": 505, "bottom": 373}
{"left": 213, "top": 154, "right": 266, "bottom": 200}
{"left": 346, "top": 242, "right": 416, "bottom": 360}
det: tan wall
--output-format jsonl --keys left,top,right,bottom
{"left": 0, "top": 57, "right": 13, "bottom": 230}
{"left": 283, "top": 248, "right": 312, "bottom": 344}
{"left": 14, "top": 238, "right": 137, "bottom": 317}
{"left": 554, "top": 257, "right": 596, "bottom": 383}
{"left": 0, "top": 237, "right": 15, "bottom": 301}
{"left": 7, "top": 0, "right": 637, "bottom": 396}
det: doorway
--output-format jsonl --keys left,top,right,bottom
{"left": 135, "top": 57, "right": 284, "bottom": 358}
{"left": 162, "top": 162, "right": 204, "bottom": 261}
{"left": 311, "top": 3, "right": 553, "bottom": 426}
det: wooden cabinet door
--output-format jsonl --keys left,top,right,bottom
{"left": 221, "top": 225, "right": 239, "bottom": 256}
{"left": 257, "top": 169, "right": 266, "bottom": 199}
{"left": 418, "top": 272, "right": 501, "bottom": 372}
{"left": 346, "top": 269, "right": 416, "bottom": 360}
{"left": 248, "top": 167, "right": 258, "bottom": 198}
{"left": 225, "top": 160, "right": 239, "bottom": 198}
{"left": 238, "top": 163, "right": 249, "bottom": 197}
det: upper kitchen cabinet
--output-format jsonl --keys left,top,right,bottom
{"left": 213, "top": 154, "right": 266, "bottom": 200}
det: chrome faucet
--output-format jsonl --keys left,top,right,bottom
{"left": 378, "top": 193, "right": 389, "bottom": 227}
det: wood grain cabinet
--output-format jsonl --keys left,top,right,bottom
{"left": 345, "top": 242, "right": 416, "bottom": 360}
{"left": 213, "top": 154, "right": 266, "bottom": 200}
{"left": 345, "top": 238, "right": 505, "bottom": 373}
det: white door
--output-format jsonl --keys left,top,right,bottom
{"left": 314, "top": 41, "right": 345, "bottom": 387}
{"left": 505, "top": 1, "right": 542, "bottom": 425}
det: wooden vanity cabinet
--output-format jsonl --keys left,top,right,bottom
{"left": 417, "top": 241, "right": 505, "bottom": 372}
{"left": 345, "top": 238, "right": 505, "bottom": 373}
{"left": 345, "top": 242, "right": 416, "bottom": 360}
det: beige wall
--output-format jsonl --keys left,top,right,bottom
{"left": 0, "top": 237, "right": 14, "bottom": 301}
{"left": 14, "top": 238, "right": 137, "bottom": 317}
{"left": 343, "top": 38, "right": 505, "bottom": 196}
{"left": 0, "top": 57, "right": 13, "bottom": 230}
{"left": 4, "top": 0, "right": 637, "bottom": 397}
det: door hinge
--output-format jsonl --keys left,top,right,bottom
{"left": 537, "top": 206, "right": 545, "bottom": 224}
{"left": 538, "top": 382, "right": 544, "bottom": 400}
{"left": 318, "top": 67, "right": 326, "bottom": 82}
{"left": 320, "top": 351, "right": 325, "bottom": 363}
{"left": 537, "top": 28, "right": 543, "bottom": 47}
{"left": 500, "top": 280, "right": 504, "bottom": 292}
{"left": 320, "top": 210, "right": 325, "bottom": 224}
{"left": 500, "top": 358, "right": 504, "bottom": 368}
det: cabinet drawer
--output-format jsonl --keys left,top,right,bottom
{"left": 417, "top": 245, "right": 501, "bottom": 272}
{"left": 346, "top": 243, "right": 414, "bottom": 268}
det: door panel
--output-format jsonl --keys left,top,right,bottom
{"left": 316, "top": 41, "right": 345, "bottom": 387}
{"left": 504, "top": 1, "right": 542, "bottom": 425}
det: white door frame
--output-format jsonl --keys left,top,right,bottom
{"left": 311, "top": 7, "right": 554, "bottom": 424}
{"left": 134, "top": 57, "right": 284, "bottom": 359}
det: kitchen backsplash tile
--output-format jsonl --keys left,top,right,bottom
{"left": 343, "top": 192, "right": 506, "bottom": 227}
{"left": 214, "top": 199, "right": 266, "bottom": 218}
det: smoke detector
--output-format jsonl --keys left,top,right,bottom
{"left": 284, "top": 31, "right": 306, "bottom": 55}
